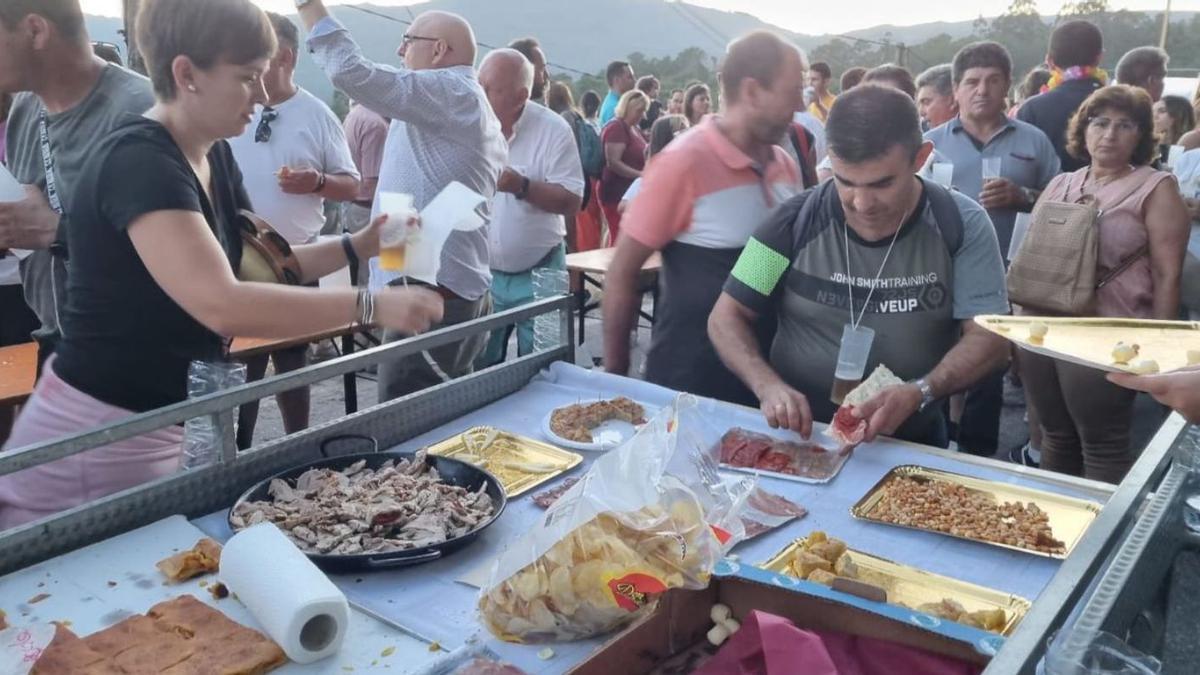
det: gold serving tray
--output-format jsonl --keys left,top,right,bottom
{"left": 762, "top": 536, "right": 1032, "bottom": 636}
{"left": 974, "top": 315, "right": 1200, "bottom": 374}
{"left": 851, "top": 465, "right": 1102, "bottom": 559}
{"left": 427, "top": 426, "right": 582, "bottom": 498}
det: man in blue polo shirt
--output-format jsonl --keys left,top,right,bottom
{"left": 924, "top": 40, "right": 1060, "bottom": 459}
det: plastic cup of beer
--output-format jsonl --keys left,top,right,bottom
{"left": 378, "top": 192, "right": 415, "bottom": 272}
{"left": 981, "top": 156, "right": 1002, "bottom": 182}
{"left": 831, "top": 324, "right": 876, "bottom": 404}
{"left": 930, "top": 162, "right": 954, "bottom": 188}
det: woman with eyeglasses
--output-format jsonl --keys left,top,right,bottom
{"left": 0, "top": 0, "right": 442, "bottom": 529}
{"left": 1016, "top": 85, "right": 1189, "bottom": 484}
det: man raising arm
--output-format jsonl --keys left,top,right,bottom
{"left": 296, "top": 0, "right": 507, "bottom": 402}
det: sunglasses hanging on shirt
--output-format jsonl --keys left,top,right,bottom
{"left": 254, "top": 107, "right": 278, "bottom": 143}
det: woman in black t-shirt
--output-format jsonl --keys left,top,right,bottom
{"left": 0, "top": 0, "right": 442, "bottom": 528}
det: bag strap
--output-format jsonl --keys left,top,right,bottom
{"left": 1088, "top": 169, "right": 1155, "bottom": 289}
{"left": 38, "top": 109, "right": 63, "bottom": 216}
{"left": 923, "top": 180, "right": 965, "bottom": 257}
{"left": 788, "top": 123, "right": 817, "bottom": 189}
{"left": 1096, "top": 244, "right": 1148, "bottom": 289}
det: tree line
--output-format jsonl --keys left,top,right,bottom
{"left": 553, "top": 1, "right": 1198, "bottom": 104}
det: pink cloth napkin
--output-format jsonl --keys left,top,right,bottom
{"left": 694, "top": 610, "right": 983, "bottom": 675}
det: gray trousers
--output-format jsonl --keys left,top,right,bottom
{"left": 377, "top": 291, "right": 493, "bottom": 402}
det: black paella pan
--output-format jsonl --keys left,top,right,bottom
{"left": 227, "top": 435, "right": 507, "bottom": 573}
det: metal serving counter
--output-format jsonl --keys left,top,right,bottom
{"left": 1027, "top": 426, "right": 1200, "bottom": 675}
{"left": 0, "top": 293, "right": 1191, "bottom": 674}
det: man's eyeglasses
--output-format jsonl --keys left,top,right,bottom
{"left": 1087, "top": 117, "right": 1139, "bottom": 134}
{"left": 401, "top": 33, "right": 448, "bottom": 50}
{"left": 255, "top": 107, "right": 278, "bottom": 143}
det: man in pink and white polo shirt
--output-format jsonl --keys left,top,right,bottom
{"left": 602, "top": 31, "right": 805, "bottom": 405}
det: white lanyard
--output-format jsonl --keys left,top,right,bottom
{"left": 842, "top": 208, "right": 909, "bottom": 330}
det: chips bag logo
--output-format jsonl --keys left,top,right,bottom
{"left": 607, "top": 573, "right": 668, "bottom": 612}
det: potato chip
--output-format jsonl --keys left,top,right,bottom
{"left": 478, "top": 394, "right": 745, "bottom": 643}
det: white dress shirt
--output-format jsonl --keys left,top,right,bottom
{"left": 229, "top": 88, "right": 359, "bottom": 244}
{"left": 307, "top": 17, "right": 507, "bottom": 300}
{"left": 489, "top": 103, "right": 584, "bottom": 273}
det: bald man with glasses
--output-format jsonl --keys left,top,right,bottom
{"left": 297, "top": 0, "right": 507, "bottom": 401}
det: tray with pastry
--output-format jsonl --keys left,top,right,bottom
{"left": 760, "top": 530, "right": 1031, "bottom": 636}
{"left": 851, "top": 465, "right": 1102, "bottom": 559}
{"left": 974, "top": 314, "right": 1200, "bottom": 374}
{"left": 426, "top": 425, "right": 582, "bottom": 497}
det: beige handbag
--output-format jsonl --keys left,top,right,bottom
{"left": 1007, "top": 171, "right": 1147, "bottom": 315}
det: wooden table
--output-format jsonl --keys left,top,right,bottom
{"left": 0, "top": 325, "right": 371, "bottom": 411}
{"left": 565, "top": 247, "right": 662, "bottom": 345}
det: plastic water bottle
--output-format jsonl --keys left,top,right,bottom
{"left": 532, "top": 267, "right": 569, "bottom": 352}
{"left": 182, "top": 360, "right": 246, "bottom": 468}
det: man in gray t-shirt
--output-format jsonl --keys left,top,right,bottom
{"left": 0, "top": 2, "right": 153, "bottom": 368}
{"left": 710, "top": 86, "right": 1010, "bottom": 448}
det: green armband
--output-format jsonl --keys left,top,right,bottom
{"left": 730, "top": 237, "right": 790, "bottom": 296}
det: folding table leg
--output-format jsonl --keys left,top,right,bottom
{"left": 342, "top": 331, "right": 358, "bottom": 414}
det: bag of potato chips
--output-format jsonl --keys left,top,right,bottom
{"left": 479, "top": 394, "right": 751, "bottom": 643}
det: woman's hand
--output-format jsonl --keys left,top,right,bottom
{"left": 351, "top": 212, "right": 421, "bottom": 261}
{"left": 1108, "top": 366, "right": 1200, "bottom": 424}
{"left": 374, "top": 287, "right": 444, "bottom": 334}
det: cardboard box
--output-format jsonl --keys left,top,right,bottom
{"left": 570, "top": 561, "right": 1003, "bottom": 674}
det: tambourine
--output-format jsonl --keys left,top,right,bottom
{"left": 235, "top": 210, "right": 303, "bottom": 285}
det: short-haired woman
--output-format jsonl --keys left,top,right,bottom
{"left": 599, "top": 90, "right": 648, "bottom": 245}
{"left": 0, "top": 0, "right": 442, "bottom": 528}
{"left": 1018, "top": 85, "right": 1189, "bottom": 483}
{"left": 684, "top": 83, "right": 711, "bottom": 128}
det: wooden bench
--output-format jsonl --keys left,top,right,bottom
{"left": 565, "top": 246, "right": 662, "bottom": 345}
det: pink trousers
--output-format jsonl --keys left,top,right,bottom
{"left": 0, "top": 359, "right": 183, "bottom": 529}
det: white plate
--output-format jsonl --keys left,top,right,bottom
{"left": 540, "top": 401, "right": 654, "bottom": 452}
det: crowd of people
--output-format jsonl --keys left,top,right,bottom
{"left": 0, "top": 0, "right": 1198, "bottom": 527}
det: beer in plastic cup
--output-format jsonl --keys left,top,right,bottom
{"left": 378, "top": 192, "right": 415, "bottom": 272}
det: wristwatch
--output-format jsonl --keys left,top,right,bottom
{"left": 515, "top": 176, "right": 531, "bottom": 201}
{"left": 912, "top": 378, "right": 936, "bottom": 412}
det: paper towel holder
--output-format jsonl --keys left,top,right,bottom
{"left": 299, "top": 613, "right": 339, "bottom": 652}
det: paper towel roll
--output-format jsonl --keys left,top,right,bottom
{"left": 220, "top": 523, "right": 349, "bottom": 663}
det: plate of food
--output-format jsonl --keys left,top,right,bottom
{"left": 762, "top": 530, "right": 1030, "bottom": 636}
{"left": 851, "top": 465, "right": 1101, "bottom": 558}
{"left": 715, "top": 427, "right": 848, "bottom": 484}
{"left": 974, "top": 315, "right": 1200, "bottom": 374}
{"left": 541, "top": 396, "right": 653, "bottom": 451}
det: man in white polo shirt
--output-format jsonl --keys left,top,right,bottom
{"left": 228, "top": 11, "right": 360, "bottom": 446}
{"left": 475, "top": 48, "right": 583, "bottom": 367}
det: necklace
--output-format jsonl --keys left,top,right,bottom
{"left": 842, "top": 202, "right": 913, "bottom": 329}
{"left": 1083, "top": 165, "right": 1134, "bottom": 195}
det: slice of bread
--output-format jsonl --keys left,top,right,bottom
{"left": 842, "top": 364, "right": 905, "bottom": 408}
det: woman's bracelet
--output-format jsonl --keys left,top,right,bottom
{"left": 354, "top": 287, "right": 376, "bottom": 327}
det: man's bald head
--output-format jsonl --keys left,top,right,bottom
{"left": 400, "top": 10, "right": 476, "bottom": 70}
{"left": 479, "top": 48, "right": 533, "bottom": 131}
